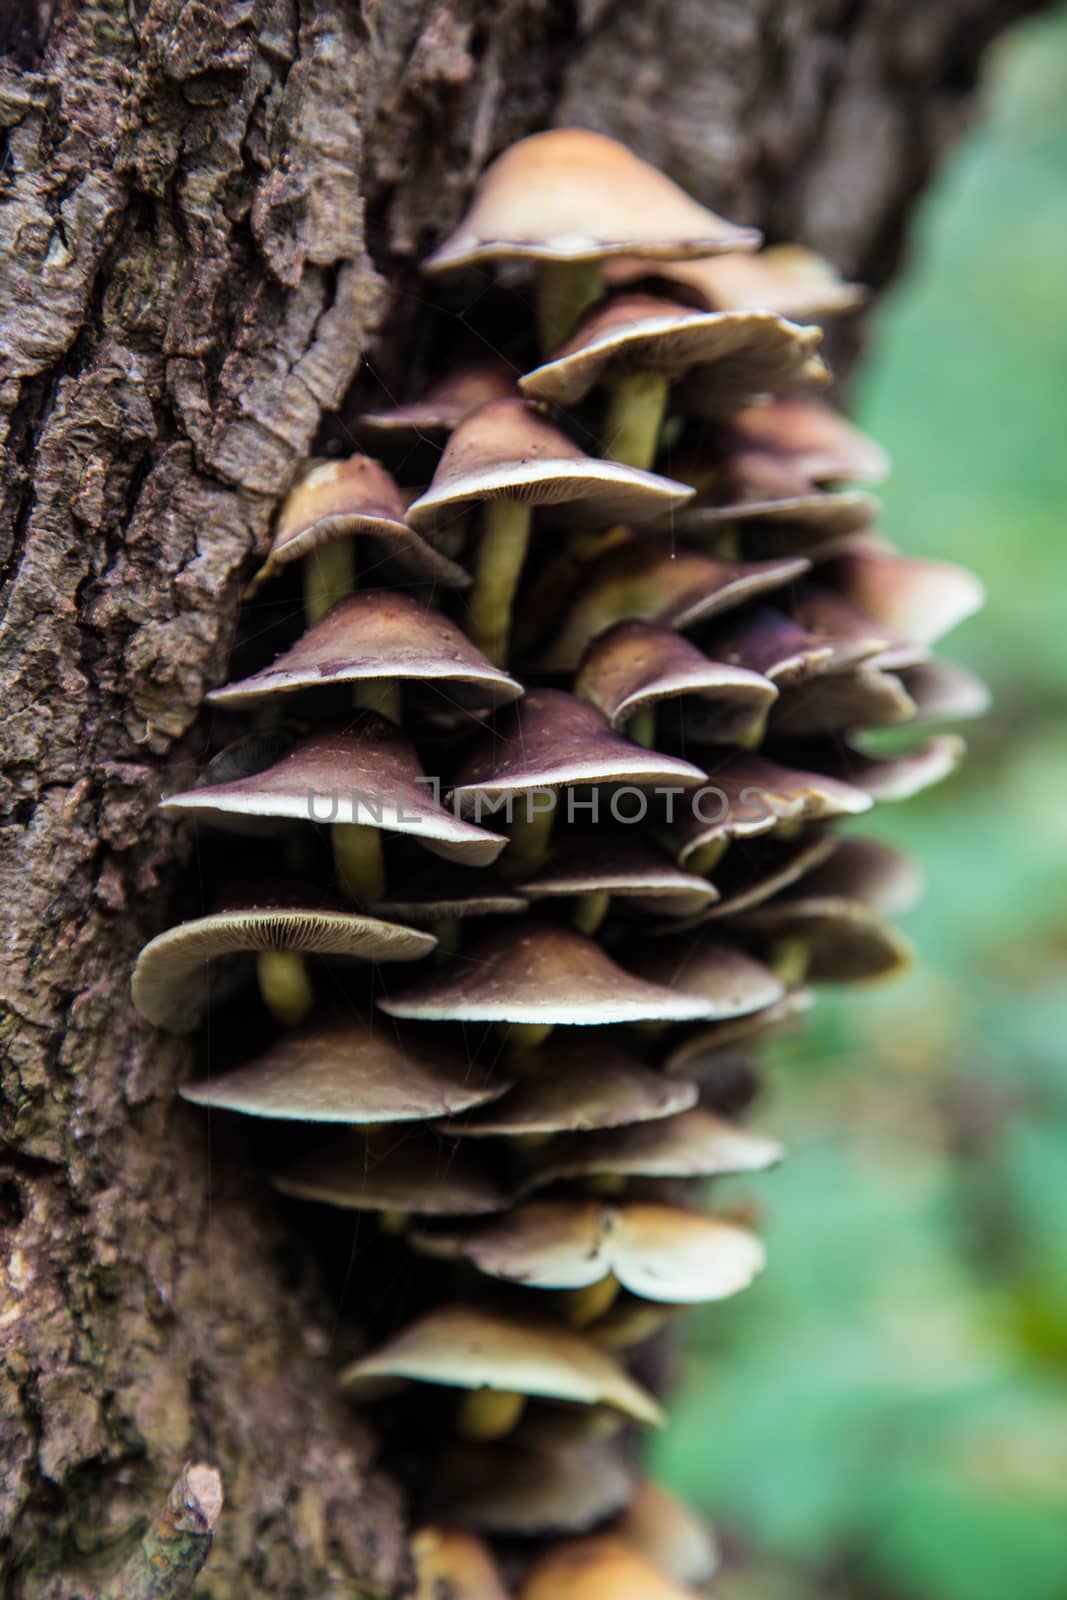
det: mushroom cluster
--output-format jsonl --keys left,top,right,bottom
{"left": 134, "top": 129, "right": 985, "bottom": 1592}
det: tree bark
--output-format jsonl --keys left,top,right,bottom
{"left": 0, "top": 0, "right": 1040, "bottom": 1592}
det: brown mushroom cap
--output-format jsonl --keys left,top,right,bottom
{"left": 798, "top": 837, "right": 924, "bottom": 917}
{"left": 701, "top": 606, "right": 841, "bottom": 685}
{"left": 625, "top": 936, "right": 785, "bottom": 1020}
{"left": 273, "top": 1128, "right": 510, "bottom": 1216}
{"left": 207, "top": 592, "right": 522, "bottom": 711}
{"left": 377, "top": 925, "right": 718, "bottom": 1027}
{"left": 370, "top": 862, "right": 529, "bottom": 924}
{"left": 897, "top": 660, "right": 991, "bottom": 724}
{"left": 789, "top": 585, "right": 920, "bottom": 671}
{"left": 132, "top": 890, "right": 435, "bottom": 1035}
{"left": 452, "top": 689, "right": 706, "bottom": 808}
{"left": 162, "top": 721, "right": 507, "bottom": 867}
{"left": 424, "top": 129, "right": 760, "bottom": 273}
{"left": 769, "top": 663, "right": 917, "bottom": 738}
{"left": 360, "top": 359, "right": 518, "bottom": 443}
{"left": 663, "top": 990, "right": 813, "bottom": 1071}
{"left": 416, "top": 1199, "right": 765, "bottom": 1304}
{"left": 340, "top": 1303, "right": 664, "bottom": 1426}
{"left": 728, "top": 397, "right": 890, "bottom": 484}
{"left": 611, "top": 1480, "right": 719, "bottom": 1587}
{"left": 678, "top": 488, "right": 877, "bottom": 544}
{"left": 518, "top": 826, "right": 718, "bottom": 919}
{"left": 180, "top": 1013, "right": 508, "bottom": 1122}
{"left": 695, "top": 831, "right": 836, "bottom": 922}
{"left": 821, "top": 546, "right": 984, "bottom": 645}
{"left": 575, "top": 620, "right": 777, "bottom": 743}
{"left": 537, "top": 540, "right": 810, "bottom": 672}
{"left": 247, "top": 454, "right": 470, "bottom": 592}
{"left": 524, "top": 1106, "right": 783, "bottom": 1187}
{"left": 815, "top": 733, "right": 965, "bottom": 802}
{"left": 442, "top": 1037, "right": 697, "bottom": 1137}
{"left": 520, "top": 1535, "right": 696, "bottom": 1600}
{"left": 411, "top": 1526, "right": 511, "bottom": 1600}
{"left": 520, "top": 293, "right": 826, "bottom": 409}
{"left": 735, "top": 896, "right": 914, "bottom": 983}
{"left": 406, "top": 399, "right": 693, "bottom": 536}
{"left": 430, "top": 1437, "right": 634, "bottom": 1537}
{"left": 607, "top": 242, "right": 866, "bottom": 319}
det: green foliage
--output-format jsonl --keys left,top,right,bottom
{"left": 659, "top": 9, "right": 1067, "bottom": 1595}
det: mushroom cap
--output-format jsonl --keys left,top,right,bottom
{"left": 360, "top": 359, "right": 517, "bottom": 442}
{"left": 611, "top": 1480, "right": 719, "bottom": 1587}
{"left": 524, "top": 1106, "right": 783, "bottom": 1187}
{"left": 370, "top": 862, "right": 529, "bottom": 924}
{"left": 798, "top": 836, "right": 924, "bottom": 917}
{"left": 132, "top": 889, "right": 435, "bottom": 1034}
{"left": 701, "top": 605, "right": 840, "bottom": 685}
{"left": 822, "top": 546, "right": 985, "bottom": 645}
{"left": 575, "top": 619, "right": 777, "bottom": 742}
{"left": 898, "top": 660, "right": 991, "bottom": 724}
{"left": 180, "top": 1012, "right": 508, "bottom": 1122}
{"left": 162, "top": 720, "right": 507, "bottom": 867}
{"left": 273, "top": 1128, "right": 510, "bottom": 1216}
{"left": 697, "top": 832, "right": 836, "bottom": 922}
{"left": 789, "top": 585, "right": 919, "bottom": 671}
{"left": 520, "top": 294, "right": 826, "bottom": 409}
{"left": 340, "top": 1303, "right": 664, "bottom": 1426}
{"left": 442, "top": 1037, "right": 697, "bottom": 1137}
{"left": 729, "top": 397, "right": 890, "bottom": 484}
{"left": 518, "top": 826, "right": 718, "bottom": 919}
{"left": 430, "top": 1438, "right": 634, "bottom": 1536}
{"left": 207, "top": 592, "right": 522, "bottom": 711}
{"left": 678, "top": 488, "right": 877, "bottom": 543}
{"left": 624, "top": 936, "right": 785, "bottom": 1018}
{"left": 424, "top": 129, "right": 759, "bottom": 272}
{"left": 537, "top": 540, "right": 810, "bottom": 672}
{"left": 520, "top": 1536, "right": 696, "bottom": 1600}
{"left": 735, "top": 896, "right": 914, "bottom": 982}
{"left": 817, "top": 733, "right": 966, "bottom": 802}
{"left": 452, "top": 689, "right": 706, "bottom": 806}
{"left": 417, "top": 1199, "right": 765, "bottom": 1304}
{"left": 406, "top": 399, "right": 693, "bottom": 535}
{"left": 377, "top": 924, "right": 718, "bottom": 1027}
{"left": 770, "top": 663, "right": 917, "bottom": 739}
{"left": 663, "top": 990, "right": 813, "bottom": 1071}
{"left": 411, "top": 1527, "right": 511, "bottom": 1600}
{"left": 248, "top": 455, "right": 470, "bottom": 592}
{"left": 607, "top": 242, "right": 865, "bottom": 319}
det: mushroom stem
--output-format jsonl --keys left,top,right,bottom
{"left": 379, "top": 1209, "right": 410, "bottom": 1235}
{"left": 686, "top": 838, "right": 727, "bottom": 876}
{"left": 628, "top": 706, "right": 656, "bottom": 749}
{"left": 501, "top": 1021, "right": 555, "bottom": 1050}
{"left": 304, "top": 537, "right": 356, "bottom": 625}
{"left": 256, "top": 950, "right": 314, "bottom": 1027}
{"left": 352, "top": 679, "right": 402, "bottom": 722}
{"left": 536, "top": 259, "right": 603, "bottom": 354}
{"left": 501, "top": 795, "right": 556, "bottom": 879}
{"left": 769, "top": 935, "right": 810, "bottom": 988}
{"left": 456, "top": 1388, "right": 527, "bottom": 1441}
{"left": 332, "top": 821, "right": 387, "bottom": 902}
{"left": 602, "top": 370, "right": 670, "bottom": 470}
{"left": 572, "top": 891, "right": 611, "bottom": 937}
{"left": 467, "top": 497, "right": 532, "bottom": 666}
{"left": 559, "top": 1273, "right": 621, "bottom": 1329}
{"left": 432, "top": 916, "right": 462, "bottom": 960}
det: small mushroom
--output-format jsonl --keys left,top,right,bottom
{"left": 624, "top": 935, "right": 785, "bottom": 1020}
{"left": 733, "top": 896, "right": 914, "bottom": 985}
{"left": 536, "top": 539, "right": 810, "bottom": 672}
{"left": 575, "top": 618, "right": 777, "bottom": 749}
{"left": 248, "top": 454, "right": 469, "bottom": 624}
{"left": 809, "top": 733, "right": 966, "bottom": 802}
{"left": 206, "top": 591, "right": 522, "bottom": 716}
{"left": 411, "top": 1526, "right": 511, "bottom": 1600}
{"left": 429, "top": 1436, "right": 634, "bottom": 1537}
{"left": 370, "top": 861, "right": 529, "bottom": 925}
{"left": 523, "top": 1106, "right": 783, "bottom": 1189}
{"left": 608, "top": 241, "right": 865, "bottom": 321}
{"left": 662, "top": 988, "right": 813, "bottom": 1072}
{"left": 821, "top": 544, "right": 985, "bottom": 645}
{"left": 180, "top": 1012, "right": 509, "bottom": 1122}
{"left": 360, "top": 357, "right": 517, "bottom": 446}
{"left": 406, "top": 398, "right": 693, "bottom": 664}
{"left": 610, "top": 1479, "right": 720, "bottom": 1587}
{"left": 520, "top": 1535, "right": 696, "bottom": 1600}
{"left": 769, "top": 662, "right": 916, "bottom": 738}
{"left": 424, "top": 128, "right": 759, "bottom": 350}
{"left": 273, "top": 1127, "right": 510, "bottom": 1216}
{"left": 796, "top": 836, "right": 924, "bottom": 917}
{"left": 678, "top": 487, "right": 877, "bottom": 554}
{"left": 897, "top": 659, "right": 991, "bottom": 724}
{"left": 693, "top": 831, "right": 836, "bottom": 922}
{"left": 415, "top": 1199, "right": 765, "bottom": 1305}
{"left": 340, "top": 1303, "right": 665, "bottom": 1436}
{"left": 518, "top": 826, "right": 719, "bottom": 926}
{"left": 520, "top": 292, "right": 826, "bottom": 469}
{"left": 132, "top": 884, "right": 435, "bottom": 1034}
{"left": 727, "top": 397, "right": 890, "bottom": 485}
{"left": 442, "top": 1036, "right": 697, "bottom": 1138}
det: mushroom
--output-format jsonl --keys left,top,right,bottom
{"left": 180, "top": 1012, "right": 509, "bottom": 1123}
{"left": 340, "top": 1303, "right": 664, "bottom": 1440}
{"left": 522, "top": 1106, "right": 783, "bottom": 1190}
{"left": 519, "top": 1535, "right": 696, "bottom": 1600}
{"left": 424, "top": 127, "right": 759, "bottom": 351}
{"left": 131, "top": 883, "right": 435, "bottom": 1033}
{"left": 442, "top": 1036, "right": 697, "bottom": 1138}
{"left": 575, "top": 618, "right": 777, "bottom": 750}
{"left": 623, "top": 935, "right": 785, "bottom": 1024}
{"left": 536, "top": 539, "right": 809, "bottom": 673}
{"left": 610, "top": 1479, "right": 720, "bottom": 1587}
{"left": 803, "top": 733, "right": 966, "bottom": 802}
{"left": 732, "top": 895, "right": 914, "bottom": 985}
{"left": 662, "top": 989, "right": 813, "bottom": 1073}
{"left": 607, "top": 241, "right": 865, "bottom": 321}
{"left": 273, "top": 1127, "right": 510, "bottom": 1217}
{"left": 451, "top": 689, "right": 706, "bottom": 878}
{"left": 796, "top": 836, "right": 924, "bottom": 918}
{"left": 206, "top": 590, "right": 523, "bottom": 723}
{"left": 247, "top": 453, "right": 469, "bottom": 624}
{"left": 406, "top": 398, "right": 693, "bottom": 664}
{"left": 411, "top": 1526, "right": 511, "bottom": 1600}
{"left": 414, "top": 1198, "right": 766, "bottom": 1308}
{"left": 429, "top": 1436, "right": 634, "bottom": 1536}
{"left": 769, "top": 663, "right": 916, "bottom": 739}
{"left": 688, "top": 830, "right": 836, "bottom": 923}
{"left": 161, "top": 717, "right": 506, "bottom": 904}
{"left": 518, "top": 825, "right": 719, "bottom": 928}
{"left": 360, "top": 357, "right": 518, "bottom": 446}
{"left": 820, "top": 544, "right": 985, "bottom": 645}
{"left": 677, "top": 485, "right": 877, "bottom": 558}
{"left": 726, "top": 397, "right": 890, "bottom": 485}
{"left": 896, "top": 659, "right": 991, "bottom": 725}
{"left": 520, "top": 292, "right": 827, "bottom": 470}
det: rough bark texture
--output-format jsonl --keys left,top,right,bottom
{"left": 0, "top": 0, "right": 1040, "bottom": 1593}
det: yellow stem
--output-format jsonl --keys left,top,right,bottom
{"left": 686, "top": 838, "right": 728, "bottom": 876}
{"left": 536, "top": 259, "right": 603, "bottom": 354}
{"left": 467, "top": 498, "right": 531, "bottom": 667}
{"left": 628, "top": 706, "right": 656, "bottom": 749}
{"left": 379, "top": 1209, "right": 409, "bottom": 1235}
{"left": 431, "top": 916, "right": 462, "bottom": 959}
{"left": 500, "top": 1020, "right": 555, "bottom": 1050}
{"left": 456, "top": 1389, "right": 527, "bottom": 1441}
{"left": 770, "top": 935, "right": 810, "bottom": 988}
{"left": 304, "top": 537, "right": 356, "bottom": 625}
{"left": 332, "top": 822, "right": 386, "bottom": 902}
{"left": 572, "top": 891, "right": 610, "bottom": 936}
{"left": 256, "top": 950, "right": 313, "bottom": 1026}
{"left": 352, "top": 679, "right": 402, "bottom": 722}
{"left": 501, "top": 795, "right": 556, "bottom": 879}
{"left": 559, "top": 1274, "right": 620, "bottom": 1329}
{"left": 602, "top": 371, "right": 670, "bottom": 470}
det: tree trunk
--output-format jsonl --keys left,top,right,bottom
{"left": 0, "top": 0, "right": 1039, "bottom": 1592}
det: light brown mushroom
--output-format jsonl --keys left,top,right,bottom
{"left": 406, "top": 398, "right": 693, "bottom": 664}
{"left": 821, "top": 544, "right": 984, "bottom": 645}
{"left": 727, "top": 397, "right": 890, "bottom": 484}
{"left": 897, "top": 659, "right": 991, "bottom": 724}
{"left": 273, "top": 1127, "right": 510, "bottom": 1216}
{"left": 607, "top": 241, "right": 865, "bottom": 321}
{"left": 610, "top": 1480, "right": 720, "bottom": 1588}
{"left": 411, "top": 1526, "right": 511, "bottom": 1600}
{"left": 523, "top": 1106, "right": 783, "bottom": 1189}
{"left": 662, "top": 990, "right": 813, "bottom": 1072}
{"left": 429, "top": 1437, "right": 634, "bottom": 1536}
{"left": 769, "top": 662, "right": 916, "bottom": 738}
{"left": 624, "top": 936, "right": 785, "bottom": 1020}
{"left": 520, "top": 1535, "right": 696, "bottom": 1600}
{"left": 796, "top": 836, "right": 924, "bottom": 917}
{"left": 518, "top": 826, "right": 719, "bottom": 924}
{"left": 360, "top": 358, "right": 517, "bottom": 445}
{"left": 807, "top": 734, "right": 966, "bottom": 802}
{"left": 733, "top": 895, "right": 914, "bottom": 985}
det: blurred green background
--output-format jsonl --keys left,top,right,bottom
{"left": 656, "top": 8, "right": 1067, "bottom": 1597}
